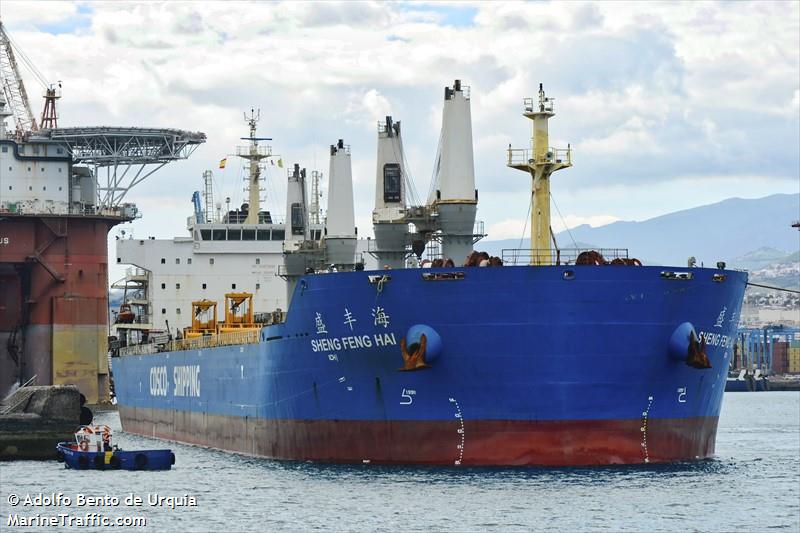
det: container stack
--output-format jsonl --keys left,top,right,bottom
{"left": 772, "top": 341, "right": 788, "bottom": 374}
{"left": 789, "top": 335, "right": 800, "bottom": 374}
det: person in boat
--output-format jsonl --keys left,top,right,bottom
{"left": 432, "top": 258, "right": 444, "bottom": 268}
{"left": 444, "top": 258, "right": 455, "bottom": 267}
{"left": 420, "top": 259, "right": 432, "bottom": 268}
{"left": 478, "top": 251, "right": 490, "bottom": 267}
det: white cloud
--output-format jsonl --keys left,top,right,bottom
{"left": 0, "top": 0, "right": 797, "bottom": 283}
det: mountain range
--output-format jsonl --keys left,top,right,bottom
{"left": 481, "top": 193, "right": 799, "bottom": 269}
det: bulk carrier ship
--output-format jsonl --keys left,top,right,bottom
{"left": 112, "top": 81, "right": 747, "bottom": 466}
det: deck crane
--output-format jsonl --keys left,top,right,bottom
{"left": 0, "top": 20, "right": 60, "bottom": 137}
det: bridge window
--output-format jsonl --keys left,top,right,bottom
{"left": 256, "top": 283, "right": 260, "bottom": 290}
{"left": 256, "top": 258, "right": 260, "bottom": 265}
{"left": 212, "top": 229, "right": 226, "bottom": 241}
{"left": 200, "top": 230, "right": 211, "bottom": 240}
{"left": 272, "top": 229, "right": 285, "bottom": 240}
{"left": 161, "top": 308, "right": 166, "bottom": 314}
{"left": 176, "top": 308, "right": 181, "bottom": 315}
{"left": 160, "top": 258, "right": 165, "bottom": 264}
{"left": 187, "top": 258, "right": 192, "bottom": 265}
{"left": 228, "top": 229, "right": 241, "bottom": 240}
{"left": 242, "top": 229, "right": 255, "bottom": 241}
{"left": 176, "top": 283, "right": 180, "bottom": 289}
{"left": 257, "top": 230, "right": 270, "bottom": 241}
{"left": 231, "top": 283, "right": 236, "bottom": 289}
{"left": 383, "top": 164, "right": 401, "bottom": 202}
{"left": 1, "top": 146, "right": 6, "bottom": 152}
{"left": 175, "top": 258, "right": 180, "bottom": 264}
{"left": 202, "top": 283, "right": 207, "bottom": 289}
{"left": 161, "top": 283, "right": 166, "bottom": 289}
{"left": 209, "top": 258, "right": 215, "bottom": 265}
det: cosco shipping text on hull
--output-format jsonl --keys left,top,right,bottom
{"left": 113, "top": 266, "right": 747, "bottom": 466}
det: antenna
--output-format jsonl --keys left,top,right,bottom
{"left": 244, "top": 108, "right": 260, "bottom": 139}
{"left": 236, "top": 107, "right": 274, "bottom": 224}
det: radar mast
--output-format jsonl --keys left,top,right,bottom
{"left": 507, "top": 84, "right": 572, "bottom": 265}
{"left": 237, "top": 109, "right": 273, "bottom": 224}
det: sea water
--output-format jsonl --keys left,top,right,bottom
{"left": 1, "top": 392, "right": 798, "bottom": 532}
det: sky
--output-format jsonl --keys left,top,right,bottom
{"left": 1, "top": 0, "right": 798, "bottom": 282}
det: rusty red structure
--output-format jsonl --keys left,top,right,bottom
{"left": 1, "top": 214, "right": 120, "bottom": 403}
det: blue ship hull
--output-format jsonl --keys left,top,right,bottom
{"left": 113, "top": 265, "right": 747, "bottom": 466}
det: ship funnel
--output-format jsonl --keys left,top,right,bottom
{"left": 429, "top": 79, "right": 479, "bottom": 263}
{"left": 325, "top": 139, "right": 357, "bottom": 266}
{"left": 372, "top": 115, "right": 408, "bottom": 268}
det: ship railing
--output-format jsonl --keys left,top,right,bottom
{"left": 166, "top": 329, "right": 261, "bottom": 352}
{"left": 0, "top": 202, "right": 141, "bottom": 219}
{"left": 523, "top": 97, "right": 554, "bottom": 114}
{"left": 502, "top": 248, "right": 629, "bottom": 266}
{"left": 133, "top": 313, "right": 152, "bottom": 325}
{"left": 235, "top": 145, "right": 272, "bottom": 158}
{"left": 119, "top": 329, "right": 261, "bottom": 356}
{"left": 119, "top": 343, "right": 158, "bottom": 356}
{"left": 507, "top": 147, "right": 572, "bottom": 167}
{"left": 125, "top": 267, "right": 149, "bottom": 278}
{"left": 254, "top": 310, "right": 286, "bottom": 325}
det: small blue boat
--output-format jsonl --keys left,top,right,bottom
{"left": 56, "top": 425, "right": 174, "bottom": 470}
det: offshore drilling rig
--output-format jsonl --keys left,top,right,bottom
{"left": 0, "top": 21, "right": 205, "bottom": 402}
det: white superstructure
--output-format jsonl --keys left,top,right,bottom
{"left": 114, "top": 116, "right": 375, "bottom": 337}
{"left": 114, "top": 115, "right": 305, "bottom": 335}
{"left": 115, "top": 221, "right": 291, "bottom": 333}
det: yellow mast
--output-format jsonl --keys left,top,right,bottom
{"left": 507, "top": 84, "right": 572, "bottom": 265}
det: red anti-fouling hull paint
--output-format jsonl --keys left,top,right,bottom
{"left": 0, "top": 215, "right": 118, "bottom": 401}
{"left": 119, "top": 406, "right": 718, "bottom": 466}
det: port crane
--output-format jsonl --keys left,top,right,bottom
{"left": 0, "top": 20, "right": 60, "bottom": 137}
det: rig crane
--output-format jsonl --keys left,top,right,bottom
{"left": 0, "top": 20, "right": 60, "bottom": 137}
